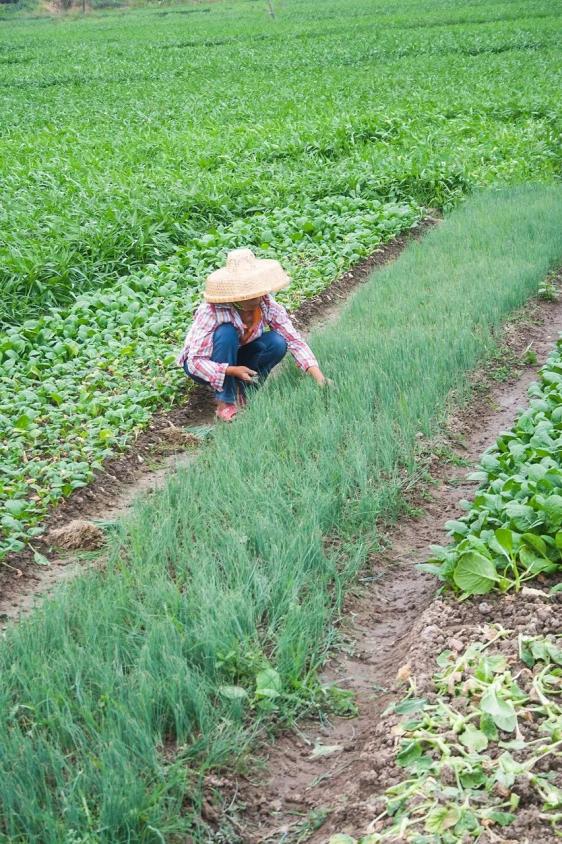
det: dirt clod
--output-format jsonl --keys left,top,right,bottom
{"left": 48, "top": 519, "right": 105, "bottom": 551}
{"left": 159, "top": 425, "right": 200, "bottom": 447}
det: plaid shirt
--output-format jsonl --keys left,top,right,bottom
{"left": 176, "top": 295, "right": 318, "bottom": 391}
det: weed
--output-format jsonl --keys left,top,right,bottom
{"left": 521, "top": 344, "right": 538, "bottom": 365}
{"left": 432, "top": 445, "right": 471, "bottom": 468}
{"left": 538, "top": 274, "right": 559, "bottom": 301}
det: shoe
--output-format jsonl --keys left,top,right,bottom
{"left": 215, "top": 404, "right": 239, "bottom": 422}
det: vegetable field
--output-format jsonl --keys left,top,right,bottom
{"left": 1, "top": 187, "right": 562, "bottom": 842}
{"left": 2, "top": 0, "right": 562, "bottom": 558}
{"left": 426, "top": 339, "right": 562, "bottom": 598}
{"left": 2, "top": 0, "right": 562, "bottom": 840}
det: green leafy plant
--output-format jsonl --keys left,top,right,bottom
{"left": 538, "top": 275, "right": 559, "bottom": 301}
{"left": 422, "top": 338, "right": 562, "bottom": 596}
{"left": 0, "top": 188, "right": 561, "bottom": 840}
{"left": 333, "top": 631, "right": 562, "bottom": 843}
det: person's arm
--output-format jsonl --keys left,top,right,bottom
{"left": 265, "top": 297, "right": 326, "bottom": 385}
{"left": 179, "top": 305, "right": 230, "bottom": 391}
{"left": 190, "top": 354, "right": 229, "bottom": 391}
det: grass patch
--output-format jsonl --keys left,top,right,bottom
{"left": 1, "top": 186, "right": 562, "bottom": 842}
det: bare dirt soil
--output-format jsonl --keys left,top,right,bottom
{"left": 221, "top": 289, "right": 562, "bottom": 844}
{"left": 342, "top": 589, "right": 562, "bottom": 844}
{"left": 0, "top": 219, "right": 437, "bottom": 623}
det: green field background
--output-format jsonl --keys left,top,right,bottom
{"left": 1, "top": 0, "right": 561, "bottom": 319}
{"left": 1, "top": 185, "right": 562, "bottom": 842}
{"left": 1, "top": 0, "right": 561, "bottom": 559}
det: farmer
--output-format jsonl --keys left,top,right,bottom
{"left": 177, "top": 248, "right": 326, "bottom": 421}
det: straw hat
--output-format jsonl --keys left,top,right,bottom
{"left": 204, "top": 248, "right": 290, "bottom": 304}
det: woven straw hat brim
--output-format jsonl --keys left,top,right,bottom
{"left": 204, "top": 258, "right": 290, "bottom": 304}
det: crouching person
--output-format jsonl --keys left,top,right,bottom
{"left": 176, "top": 248, "right": 326, "bottom": 421}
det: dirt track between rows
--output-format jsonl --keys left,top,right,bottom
{"left": 222, "top": 285, "right": 562, "bottom": 843}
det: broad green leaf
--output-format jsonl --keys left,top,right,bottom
{"left": 476, "top": 654, "right": 506, "bottom": 683}
{"left": 504, "top": 502, "right": 539, "bottom": 531}
{"left": 494, "top": 527, "right": 513, "bottom": 554}
{"left": 484, "top": 810, "right": 516, "bottom": 827}
{"left": 546, "top": 641, "right": 562, "bottom": 666}
{"left": 393, "top": 697, "right": 427, "bottom": 716}
{"left": 480, "top": 687, "right": 517, "bottom": 732}
{"left": 459, "top": 724, "right": 488, "bottom": 752}
{"left": 255, "top": 668, "right": 281, "bottom": 699}
{"left": 460, "top": 767, "right": 487, "bottom": 789}
{"left": 14, "top": 414, "right": 32, "bottom": 432}
{"left": 453, "top": 551, "right": 498, "bottom": 595}
{"left": 4, "top": 500, "right": 27, "bottom": 517}
{"left": 539, "top": 780, "right": 562, "bottom": 807}
{"left": 495, "top": 752, "right": 524, "bottom": 788}
{"left": 519, "top": 546, "right": 555, "bottom": 574}
{"left": 480, "top": 712, "right": 499, "bottom": 741}
{"left": 396, "top": 739, "right": 422, "bottom": 767}
{"left": 522, "top": 532, "right": 547, "bottom": 555}
{"left": 218, "top": 685, "right": 248, "bottom": 701}
{"left": 445, "top": 519, "right": 469, "bottom": 536}
{"left": 540, "top": 494, "right": 562, "bottom": 528}
{"left": 425, "top": 805, "right": 460, "bottom": 834}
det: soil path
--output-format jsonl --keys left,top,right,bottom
{"left": 0, "top": 220, "right": 437, "bottom": 624}
{"left": 228, "top": 289, "right": 562, "bottom": 843}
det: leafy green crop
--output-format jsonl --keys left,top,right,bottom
{"left": 0, "top": 188, "right": 561, "bottom": 841}
{"left": 332, "top": 628, "right": 562, "bottom": 843}
{"left": 0, "top": 198, "right": 419, "bottom": 559}
{"left": 423, "top": 338, "right": 562, "bottom": 596}
{"left": 1, "top": 0, "right": 560, "bottom": 322}
{"left": 1, "top": 0, "right": 562, "bottom": 556}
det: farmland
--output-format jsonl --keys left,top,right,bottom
{"left": 335, "top": 334, "right": 562, "bottom": 843}
{"left": 2, "top": 0, "right": 562, "bottom": 558}
{"left": 1, "top": 187, "right": 562, "bottom": 841}
{"left": 2, "top": 0, "right": 562, "bottom": 841}
{"left": 1, "top": 0, "right": 560, "bottom": 322}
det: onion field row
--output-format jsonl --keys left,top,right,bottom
{"left": 1, "top": 0, "right": 562, "bottom": 558}
{"left": 1, "top": 186, "right": 561, "bottom": 842}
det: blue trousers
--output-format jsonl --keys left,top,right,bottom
{"left": 184, "top": 323, "right": 288, "bottom": 404}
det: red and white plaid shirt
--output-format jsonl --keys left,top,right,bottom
{"left": 176, "top": 294, "right": 318, "bottom": 391}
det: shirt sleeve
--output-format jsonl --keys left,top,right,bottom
{"left": 189, "top": 355, "right": 229, "bottom": 392}
{"left": 264, "top": 296, "right": 318, "bottom": 372}
{"left": 181, "top": 305, "right": 229, "bottom": 392}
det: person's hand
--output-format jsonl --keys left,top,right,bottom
{"left": 307, "top": 365, "right": 328, "bottom": 386}
{"left": 226, "top": 365, "right": 258, "bottom": 383}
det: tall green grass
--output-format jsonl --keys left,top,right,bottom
{"left": 1, "top": 186, "right": 562, "bottom": 842}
